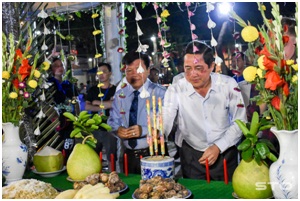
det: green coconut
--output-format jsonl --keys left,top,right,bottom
{"left": 33, "top": 146, "right": 64, "bottom": 172}
{"left": 232, "top": 159, "right": 273, "bottom": 199}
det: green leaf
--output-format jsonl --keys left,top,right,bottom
{"left": 253, "top": 148, "right": 262, "bottom": 165}
{"left": 235, "top": 119, "right": 250, "bottom": 135}
{"left": 259, "top": 139, "right": 277, "bottom": 153}
{"left": 241, "top": 147, "right": 253, "bottom": 162}
{"left": 267, "top": 152, "right": 278, "bottom": 162}
{"left": 249, "top": 111, "right": 259, "bottom": 135}
{"left": 256, "top": 142, "right": 270, "bottom": 159}
{"left": 237, "top": 139, "right": 251, "bottom": 151}
{"left": 75, "top": 11, "right": 81, "bottom": 18}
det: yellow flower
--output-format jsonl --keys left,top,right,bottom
{"left": 97, "top": 71, "right": 103, "bottom": 75}
{"left": 243, "top": 66, "right": 257, "bottom": 82}
{"left": 98, "top": 93, "right": 104, "bottom": 97}
{"left": 42, "top": 61, "right": 50, "bottom": 71}
{"left": 286, "top": 60, "right": 294, "bottom": 66}
{"left": 256, "top": 68, "right": 263, "bottom": 78}
{"left": 95, "top": 53, "right": 102, "bottom": 58}
{"left": 241, "top": 26, "right": 259, "bottom": 42}
{"left": 93, "top": 30, "right": 102, "bottom": 35}
{"left": 2, "top": 71, "right": 10, "bottom": 79}
{"left": 161, "top": 9, "right": 170, "bottom": 18}
{"left": 261, "top": 5, "right": 266, "bottom": 11}
{"left": 28, "top": 80, "right": 38, "bottom": 89}
{"left": 99, "top": 105, "right": 105, "bottom": 109}
{"left": 92, "top": 13, "right": 99, "bottom": 18}
{"left": 9, "top": 92, "right": 18, "bottom": 99}
{"left": 257, "top": 55, "right": 265, "bottom": 70}
{"left": 291, "top": 64, "right": 298, "bottom": 71}
{"left": 97, "top": 83, "right": 104, "bottom": 87}
{"left": 34, "top": 70, "right": 41, "bottom": 78}
{"left": 292, "top": 75, "right": 298, "bottom": 83}
{"left": 26, "top": 55, "right": 33, "bottom": 59}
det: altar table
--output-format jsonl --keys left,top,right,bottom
{"left": 23, "top": 171, "right": 234, "bottom": 199}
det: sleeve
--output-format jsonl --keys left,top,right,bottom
{"left": 163, "top": 85, "right": 179, "bottom": 138}
{"left": 214, "top": 79, "right": 248, "bottom": 153}
{"left": 107, "top": 94, "right": 123, "bottom": 131}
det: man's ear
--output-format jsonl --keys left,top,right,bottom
{"left": 210, "top": 62, "right": 216, "bottom": 71}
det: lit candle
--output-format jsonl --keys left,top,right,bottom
{"left": 140, "top": 155, "right": 143, "bottom": 159}
{"left": 152, "top": 96, "right": 158, "bottom": 156}
{"left": 124, "top": 153, "right": 128, "bottom": 176}
{"left": 99, "top": 152, "right": 103, "bottom": 173}
{"left": 223, "top": 159, "right": 228, "bottom": 184}
{"left": 146, "top": 99, "right": 153, "bottom": 156}
{"left": 206, "top": 159, "right": 210, "bottom": 183}
{"left": 110, "top": 154, "right": 115, "bottom": 172}
{"left": 158, "top": 97, "right": 165, "bottom": 156}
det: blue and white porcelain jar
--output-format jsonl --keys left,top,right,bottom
{"left": 2, "top": 122, "right": 28, "bottom": 184}
{"left": 141, "top": 156, "right": 174, "bottom": 180}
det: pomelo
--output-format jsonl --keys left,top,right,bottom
{"left": 232, "top": 159, "right": 273, "bottom": 199}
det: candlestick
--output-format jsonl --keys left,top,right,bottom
{"left": 124, "top": 153, "right": 128, "bottom": 176}
{"left": 110, "top": 154, "right": 115, "bottom": 172}
{"left": 223, "top": 159, "right": 228, "bottom": 184}
{"left": 99, "top": 152, "right": 103, "bottom": 173}
{"left": 146, "top": 99, "right": 153, "bottom": 156}
{"left": 158, "top": 97, "right": 165, "bottom": 156}
{"left": 152, "top": 96, "right": 158, "bottom": 155}
{"left": 140, "top": 155, "right": 143, "bottom": 159}
{"left": 206, "top": 159, "right": 210, "bottom": 183}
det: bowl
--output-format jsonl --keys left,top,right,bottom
{"left": 140, "top": 156, "right": 174, "bottom": 180}
{"left": 32, "top": 166, "right": 66, "bottom": 178}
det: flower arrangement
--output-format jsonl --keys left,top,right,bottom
{"left": 2, "top": 29, "right": 50, "bottom": 126}
{"left": 230, "top": 2, "right": 298, "bottom": 131}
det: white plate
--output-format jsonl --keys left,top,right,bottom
{"left": 132, "top": 189, "right": 191, "bottom": 199}
{"left": 111, "top": 184, "right": 128, "bottom": 194}
{"left": 232, "top": 192, "right": 273, "bottom": 199}
{"left": 32, "top": 166, "right": 66, "bottom": 178}
{"left": 66, "top": 176, "right": 84, "bottom": 183}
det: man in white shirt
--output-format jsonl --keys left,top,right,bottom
{"left": 163, "top": 40, "right": 247, "bottom": 181}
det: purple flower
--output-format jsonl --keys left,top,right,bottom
{"left": 19, "top": 82, "right": 26, "bottom": 89}
{"left": 23, "top": 92, "right": 30, "bottom": 98}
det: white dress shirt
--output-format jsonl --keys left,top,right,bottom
{"left": 163, "top": 73, "right": 247, "bottom": 153}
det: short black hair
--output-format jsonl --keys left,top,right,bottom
{"left": 184, "top": 40, "right": 215, "bottom": 67}
{"left": 281, "top": 17, "right": 296, "bottom": 36}
{"left": 150, "top": 68, "right": 159, "bottom": 73}
{"left": 122, "top": 51, "right": 150, "bottom": 69}
{"left": 98, "top": 62, "right": 112, "bottom": 72}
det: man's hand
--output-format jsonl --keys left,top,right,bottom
{"left": 117, "top": 125, "right": 141, "bottom": 139}
{"left": 199, "top": 144, "right": 220, "bottom": 166}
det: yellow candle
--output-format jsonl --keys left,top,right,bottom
{"left": 152, "top": 96, "right": 158, "bottom": 155}
{"left": 146, "top": 99, "right": 153, "bottom": 156}
{"left": 158, "top": 97, "right": 165, "bottom": 156}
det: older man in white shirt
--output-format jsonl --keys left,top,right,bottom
{"left": 163, "top": 41, "right": 247, "bottom": 181}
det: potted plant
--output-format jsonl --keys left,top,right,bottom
{"left": 232, "top": 111, "right": 277, "bottom": 199}
{"left": 63, "top": 111, "right": 112, "bottom": 181}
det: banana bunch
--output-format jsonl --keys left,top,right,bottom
{"left": 55, "top": 183, "right": 119, "bottom": 199}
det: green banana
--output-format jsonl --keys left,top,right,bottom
{"left": 100, "top": 123, "right": 112, "bottom": 132}
{"left": 63, "top": 112, "right": 76, "bottom": 121}
{"left": 70, "top": 127, "right": 82, "bottom": 138}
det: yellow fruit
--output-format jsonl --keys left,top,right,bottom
{"left": 241, "top": 26, "right": 259, "bottom": 42}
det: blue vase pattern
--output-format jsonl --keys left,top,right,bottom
{"left": 141, "top": 157, "right": 174, "bottom": 180}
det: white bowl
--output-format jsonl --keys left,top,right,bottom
{"left": 32, "top": 166, "right": 66, "bottom": 178}
{"left": 140, "top": 156, "right": 174, "bottom": 180}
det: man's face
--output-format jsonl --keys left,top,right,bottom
{"left": 51, "top": 60, "right": 65, "bottom": 76}
{"left": 149, "top": 70, "right": 159, "bottom": 83}
{"left": 97, "top": 65, "right": 112, "bottom": 83}
{"left": 125, "top": 59, "right": 149, "bottom": 90}
{"left": 184, "top": 53, "right": 214, "bottom": 89}
{"left": 231, "top": 55, "right": 245, "bottom": 73}
{"left": 284, "top": 34, "right": 296, "bottom": 60}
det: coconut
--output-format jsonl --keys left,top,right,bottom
{"left": 33, "top": 146, "right": 64, "bottom": 172}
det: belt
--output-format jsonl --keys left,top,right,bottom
{"left": 126, "top": 147, "right": 149, "bottom": 158}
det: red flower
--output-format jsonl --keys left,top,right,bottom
{"left": 265, "top": 71, "right": 283, "bottom": 91}
{"left": 118, "top": 29, "right": 124, "bottom": 35}
{"left": 12, "top": 78, "right": 19, "bottom": 89}
{"left": 117, "top": 47, "right": 124, "bottom": 53}
{"left": 282, "top": 80, "right": 290, "bottom": 96}
{"left": 259, "top": 32, "right": 265, "bottom": 44}
{"left": 255, "top": 47, "right": 262, "bottom": 55}
{"left": 271, "top": 96, "right": 281, "bottom": 111}
{"left": 263, "top": 56, "right": 277, "bottom": 71}
{"left": 16, "top": 49, "right": 23, "bottom": 58}
{"left": 260, "top": 46, "right": 271, "bottom": 57}
{"left": 19, "top": 59, "right": 31, "bottom": 81}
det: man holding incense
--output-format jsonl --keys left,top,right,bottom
{"left": 108, "top": 51, "right": 167, "bottom": 174}
{"left": 163, "top": 41, "right": 247, "bottom": 181}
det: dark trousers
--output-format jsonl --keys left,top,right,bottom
{"left": 125, "top": 142, "right": 169, "bottom": 174}
{"left": 180, "top": 140, "right": 238, "bottom": 181}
